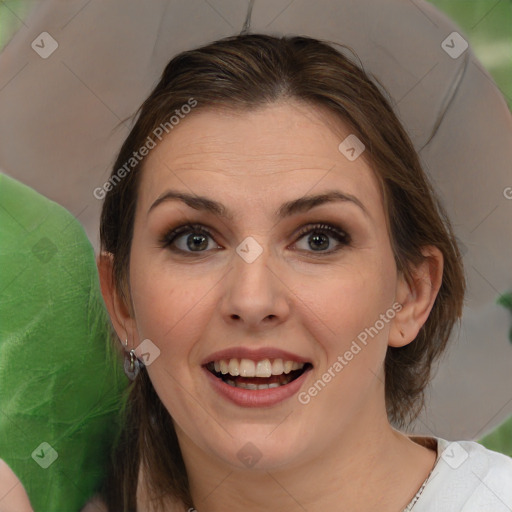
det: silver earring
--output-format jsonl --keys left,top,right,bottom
{"left": 123, "top": 337, "right": 128, "bottom": 347}
{"left": 124, "top": 349, "right": 143, "bottom": 381}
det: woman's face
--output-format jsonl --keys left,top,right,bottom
{"left": 125, "top": 100, "right": 405, "bottom": 470}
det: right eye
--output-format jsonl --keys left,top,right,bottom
{"left": 159, "top": 223, "right": 222, "bottom": 255}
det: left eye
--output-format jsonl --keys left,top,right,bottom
{"left": 159, "top": 222, "right": 350, "bottom": 255}
{"left": 293, "top": 223, "right": 350, "bottom": 254}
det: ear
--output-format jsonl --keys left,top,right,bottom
{"left": 389, "top": 246, "right": 444, "bottom": 348}
{"left": 97, "top": 252, "right": 138, "bottom": 349}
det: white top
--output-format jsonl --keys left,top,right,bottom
{"left": 403, "top": 436, "right": 512, "bottom": 511}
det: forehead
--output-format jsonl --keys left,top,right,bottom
{"left": 137, "top": 100, "right": 383, "bottom": 217}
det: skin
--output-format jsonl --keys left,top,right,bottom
{"left": 0, "top": 459, "right": 33, "bottom": 512}
{"left": 98, "top": 99, "right": 443, "bottom": 511}
{"left": 0, "top": 459, "right": 106, "bottom": 512}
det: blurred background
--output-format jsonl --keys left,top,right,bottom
{"left": 1, "top": 0, "right": 511, "bottom": 457}
{"left": 1, "top": 0, "right": 511, "bottom": 108}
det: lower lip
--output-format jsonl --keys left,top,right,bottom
{"left": 203, "top": 366, "right": 312, "bottom": 408}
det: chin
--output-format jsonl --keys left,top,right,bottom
{"left": 203, "top": 423, "right": 312, "bottom": 472}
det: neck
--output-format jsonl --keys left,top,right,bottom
{"left": 175, "top": 401, "right": 437, "bottom": 512}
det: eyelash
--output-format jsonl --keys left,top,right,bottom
{"left": 159, "top": 222, "right": 351, "bottom": 257}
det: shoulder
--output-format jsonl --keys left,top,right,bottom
{"left": 415, "top": 438, "right": 512, "bottom": 511}
{"left": 439, "top": 438, "right": 512, "bottom": 478}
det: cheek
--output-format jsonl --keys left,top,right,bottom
{"left": 296, "top": 250, "right": 396, "bottom": 362}
{"left": 130, "top": 266, "right": 212, "bottom": 420}
{"left": 129, "top": 256, "right": 212, "bottom": 358}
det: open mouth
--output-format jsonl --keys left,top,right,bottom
{"left": 204, "top": 358, "right": 313, "bottom": 390}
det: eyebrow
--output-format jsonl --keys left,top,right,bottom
{"left": 147, "top": 189, "right": 370, "bottom": 221}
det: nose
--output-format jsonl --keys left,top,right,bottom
{"left": 219, "top": 239, "right": 291, "bottom": 330}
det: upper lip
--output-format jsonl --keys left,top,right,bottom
{"left": 201, "top": 347, "right": 312, "bottom": 366}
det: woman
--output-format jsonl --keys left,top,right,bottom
{"left": 95, "top": 33, "right": 512, "bottom": 511}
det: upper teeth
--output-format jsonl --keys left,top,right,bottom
{"left": 213, "top": 358, "right": 304, "bottom": 378}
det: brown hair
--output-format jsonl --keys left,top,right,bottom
{"left": 99, "top": 33, "right": 465, "bottom": 510}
